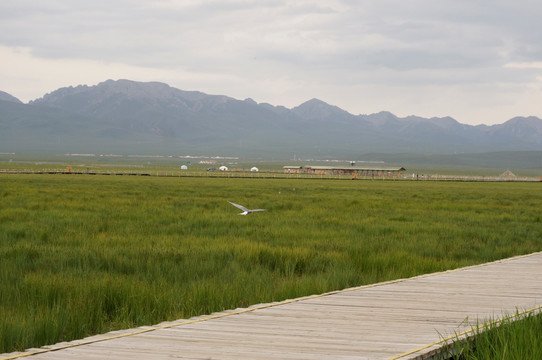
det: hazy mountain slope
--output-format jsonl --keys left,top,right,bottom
{"left": 0, "top": 91, "right": 22, "bottom": 103}
{"left": 1, "top": 79, "right": 542, "bottom": 159}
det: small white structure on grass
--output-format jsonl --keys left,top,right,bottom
{"left": 499, "top": 169, "right": 517, "bottom": 180}
{"left": 219, "top": 166, "right": 228, "bottom": 171}
{"left": 250, "top": 167, "right": 259, "bottom": 172}
{"left": 180, "top": 165, "right": 188, "bottom": 170}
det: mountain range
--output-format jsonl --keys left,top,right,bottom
{"left": 1, "top": 79, "right": 542, "bottom": 164}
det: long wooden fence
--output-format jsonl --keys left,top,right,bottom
{"left": 1, "top": 168, "right": 540, "bottom": 182}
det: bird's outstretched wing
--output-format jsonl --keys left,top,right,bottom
{"left": 228, "top": 201, "right": 249, "bottom": 212}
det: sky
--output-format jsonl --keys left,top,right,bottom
{"left": 1, "top": 0, "right": 541, "bottom": 125}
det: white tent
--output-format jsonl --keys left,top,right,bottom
{"left": 180, "top": 165, "right": 188, "bottom": 170}
{"left": 499, "top": 169, "right": 516, "bottom": 179}
{"left": 250, "top": 167, "right": 259, "bottom": 172}
{"left": 219, "top": 166, "right": 228, "bottom": 171}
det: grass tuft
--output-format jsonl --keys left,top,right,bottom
{"left": 443, "top": 310, "right": 542, "bottom": 360}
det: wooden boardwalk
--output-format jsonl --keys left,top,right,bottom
{"left": 3, "top": 252, "right": 542, "bottom": 360}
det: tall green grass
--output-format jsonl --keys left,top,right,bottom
{"left": 1, "top": 175, "right": 541, "bottom": 353}
{"left": 443, "top": 310, "right": 542, "bottom": 360}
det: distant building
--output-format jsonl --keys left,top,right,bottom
{"left": 219, "top": 166, "right": 228, "bottom": 171}
{"left": 180, "top": 165, "right": 188, "bottom": 170}
{"left": 283, "top": 166, "right": 303, "bottom": 174}
{"left": 303, "top": 166, "right": 406, "bottom": 177}
{"left": 250, "top": 167, "right": 259, "bottom": 172}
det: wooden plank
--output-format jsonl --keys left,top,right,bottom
{"left": 2, "top": 251, "right": 542, "bottom": 360}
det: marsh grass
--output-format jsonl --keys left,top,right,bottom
{"left": 443, "top": 310, "right": 542, "bottom": 360}
{"left": 1, "top": 175, "right": 541, "bottom": 353}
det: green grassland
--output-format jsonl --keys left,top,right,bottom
{"left": 1, "top": 175, "right": 541, "bottom": 353}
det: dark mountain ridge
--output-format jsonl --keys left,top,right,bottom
{"left": 1, "top": 79, "right": 541, "bottom": 160}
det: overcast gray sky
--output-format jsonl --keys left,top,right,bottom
{"left": 1, "top": 0, "right": 541, "bottom": 125}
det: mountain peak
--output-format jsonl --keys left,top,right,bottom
{"left": 501, "top": 116, "right": 542, "bottom": 134}
{"left": 301, "top": 98, "right": 328, "bottom": 105}
{"left": 29, "top": 79, "right": 213, "bottom": 111}
{"left": 292, "top": 98, "right": 353, "bottom": 121}
{"left": 243, "top": 97, "right": 257, "bottom": 105}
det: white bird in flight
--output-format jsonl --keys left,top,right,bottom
{"left": 228, "top": 201, "right": 266, "bottom": 215}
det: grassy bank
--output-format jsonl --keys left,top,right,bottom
{"left": 444, "top": 310, "right": 542, "bottom": 360}
{"left": 1, "top": 175, "right": 541, "bottom": 353}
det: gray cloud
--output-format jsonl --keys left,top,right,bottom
{"left": 1, "top": 0, "right": 541, "bottom": 124}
